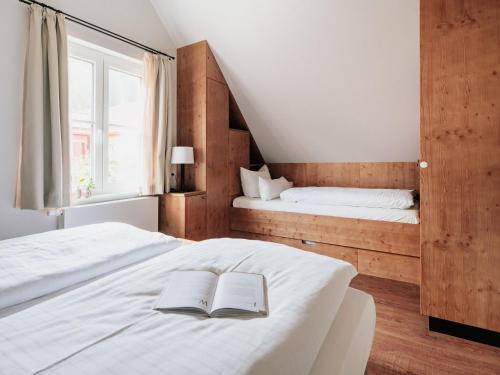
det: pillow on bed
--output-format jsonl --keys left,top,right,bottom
{"left": 240, "top": 165, "right": 271, "bottom": 198}
{"left": 259, "top": 176, "right": 293, "bottom": 201}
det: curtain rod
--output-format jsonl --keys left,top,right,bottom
{"left": 18, "top": 0, "right": 175, "bottom": 60}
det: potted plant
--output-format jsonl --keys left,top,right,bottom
{"left": 77, "top": 178, "right": 96, "bottom": 199}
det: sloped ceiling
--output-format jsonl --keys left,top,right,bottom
{"left": 151, "top": 0, "right": 420, "bottom": 162}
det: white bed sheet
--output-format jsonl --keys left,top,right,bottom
{"left": 0, "top": 222, "right": 181, "bottom": 310}
{"left": 233, "top": 196, "right": 420, "bottom": 224}
{"left": 280, "top": 186, "right": 415, "bottom": 209}
{"left": 309, "top": 287, "right": 376, "bottom": 375}
{"left": 0, "top": 239, "right": 357, "bottom": 375}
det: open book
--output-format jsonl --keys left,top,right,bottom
{"left": 154, "top": 271, "right": 267, "bottom": 318}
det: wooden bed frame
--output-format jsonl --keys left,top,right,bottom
{"left": 228, "top": 161, "right": 421, "bottom": 284}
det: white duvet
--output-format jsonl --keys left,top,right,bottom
{"left": 0, "top": 239, "right": 356, "bottom": 375}
{"left": 280, "top": 186, "right": 415, "bottom": 209}
{"left": 0, "top": 222, "right": 181, "bottom": 310}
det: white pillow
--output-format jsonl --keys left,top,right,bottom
{"left": 240, "top": 165, "right": 271, "bottom": 198}
{"left": 259, "top": 176, "right": 293, "bottom": 201}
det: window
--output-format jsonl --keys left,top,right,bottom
{"left": 68, "top": 39, "right": 144, "bottom": 201}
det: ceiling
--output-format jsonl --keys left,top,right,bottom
{"left": 151, "top": 0, "right": 420, "bottom": 162}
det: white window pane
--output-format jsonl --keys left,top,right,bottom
{"left": 107, "top": 125, "right": 141, "bottom": 190}
{"left": 69, "top": 58, "right": 93, "bottom": 122}
{"left": 71, "top": 121, "right": 92, "bottom": 190}
{"left": 108, "top": 69, "right": 142, "bottom": 127}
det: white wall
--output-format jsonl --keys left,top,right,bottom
{"left": 152, "top": 0, "right": 420, "bottom": 163}
{"left": 0, "top": 0, "right": 176, "bottom": 240}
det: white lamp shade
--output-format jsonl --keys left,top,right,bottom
{"left": 171, "top": 146, "right": 194, "bottom": 164}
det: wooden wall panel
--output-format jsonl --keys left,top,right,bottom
{"left": 206, "top": 79, "right": 229, "bottom": 238}
{"left": 307, "top": 163, "right": 360, "bottom": 187}
{"left": 267, "top": 163, "right": 308, "bottom": 186}
{"left": 359, "top": 162, "right": 418, "bottom": 189}
{"left": 268, "top": 162, "right": 418, "bottom": 190}
{"left": 228, "top": 129, "right": 250, "bottom": 199}
{"left": 420, "top": 0, "right": 500, "bottom": 331}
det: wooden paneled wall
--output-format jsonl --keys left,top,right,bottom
{"left": 268, "top": 162, "right": 419, "bottom": 190}
{"left": 420, "top": 0, "right": 500, "bottom": 331}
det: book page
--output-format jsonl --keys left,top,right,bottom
{"left": 155, "top": 271, "right": 218, "bottom": 314}
{"left": 210, "top": 272, "right": 266, "bottom": 314}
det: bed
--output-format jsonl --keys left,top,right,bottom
{"left": 0, "top": 225, "right": 375, "bottom": 375}
{"left": 229, "top": 166, "right": 421, "bottom": 284}
{"left": 233, "top": 196, "right": 420, "bottom": 224}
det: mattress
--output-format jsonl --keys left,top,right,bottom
{"left": 0, "top": 222, "right": 181, "bottom": 310}
{"left": 233, "top": 196, "right": 420, "bottom": 224}
{"left": 309, "top": 288, "right": 376, "bottom": 375}
{"left": 281, "top": 186, "right": 415, "bottom": 209}
{"left": 0, "top": 238, "right": 357, "bottom": 375}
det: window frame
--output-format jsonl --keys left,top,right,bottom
{"left": 68, "top": 38, "right": 144, "bottom": 204}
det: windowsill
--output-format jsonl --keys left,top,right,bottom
{"left": 75, "top": 192, "right": 140, "bottom": 206}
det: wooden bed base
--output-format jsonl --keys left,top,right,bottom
{"left": 230, "top": 207, "right": 420, "bottom": 284}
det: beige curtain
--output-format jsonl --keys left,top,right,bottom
{"left": 143, "top": 53, "right": 174, "bottom": 195}
{"left": 16, "top": 4, "right": 70, "bottom": 209}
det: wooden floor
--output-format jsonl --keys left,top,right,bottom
{"left": 350, "top": 275, "right": 500, "bottom": 375}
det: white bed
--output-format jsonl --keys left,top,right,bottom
{"left": 310, "top": 288, "right": 375, "bottom": 375}
{"left": 233, "top": 196, "right": 420, "bottom": 224}
{"left": 0, "top": 222, "right": 181, "bottom": 310}
{"left": 0, "top": 236, "right": 375, "bottom": 375}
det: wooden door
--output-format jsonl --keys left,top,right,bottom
{"left": 206, "top": 78, "right": 229, "bottom": 238}
{"left": 420, "top": 0, "right": 500, "bottom": 331}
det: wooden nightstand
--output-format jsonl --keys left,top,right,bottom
{"left": 159, "top": 191, "right": 207, "bottom": 241}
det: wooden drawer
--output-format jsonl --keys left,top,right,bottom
{"left": 229, "top": 231, "right": 358, "bottom": 268}
{"left": 358, "top": 249, "right": 420, "bottom": 285}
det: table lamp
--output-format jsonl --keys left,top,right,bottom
{"left": 171, "top": 146, "right": 194, "bottom": 192}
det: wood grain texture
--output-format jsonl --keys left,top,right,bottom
{"left": 228, "top": 129, "right": 250, "bottom": 200}
{"left": 159, "top": 194, "right": 185, "bottom": 238}
{"left": 159, "top": 192, "right": 207, "bottom": 241}
{"left": 229, "top": 230, "right": 359, "bottom": 267}
{"left": 358, "top": 249, "right": 420, "bottom": 285}
{"left": 307, "top": 163, "right": 361, "bottom": 187}
{"left": 177, "top": 41, "right": 235, "bottom": 239}
{"left": 206, "top": 78, "right": 229, "bottom": 238}
{"left": 360, "top": 162, "right": 418, "bottom": 189}
{"left": 420, "top": 0, "right": 500, "bottom": 331}
{"left": 184, "top": 193, "right": 207, "bottom": 241}
{"left": 268, "top": 162, "right": 418, "bottom": 190}
{"left": 230, "top": 207, "right": 420, "bottom": 256}
{"left": 177, "top": 42, "right": 207, "bottom": 191}
{"left": 267, "top": 163, "right": 308, "bottom": 186}
{"left": 352, "top": 275, "right": 500, "bottom": 375}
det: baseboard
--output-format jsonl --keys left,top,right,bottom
{"left": 429, "top": 317, "right": 500, "bottom": 348}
